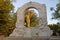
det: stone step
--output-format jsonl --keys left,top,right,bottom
{"left": 4, "top": 36, "right": 50, "bottom": 40}
{"left": 3, "top": 36, "right": 60, "bottom": 40}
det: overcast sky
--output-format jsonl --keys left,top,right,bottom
{"left": 13, "top": 0, "right": 58, "bottom": 24}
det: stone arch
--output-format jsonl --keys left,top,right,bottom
{"left": 16, "top": 2, "right": 47, "bottom": 28}
{"left": 17, "top": 2, "right": 46, "bottom": 18}
{"left": 10, "top": 2, "right": 52, "bottom": 37}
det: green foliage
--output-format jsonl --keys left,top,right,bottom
{"left": 0, "top": 0, "right": 16, "bottom": 36}
{"left": 48, "top": 24, "right": 60, "bottom": 36}
{"left": 30, "top": 14, "right": 39, "bottom": 27}
{"left": 50, "top": 4, "right": 60, "bottom": 36}
{"left": 0, "top": 0, "right": 14, "bottom": 13}
{"left": 50, "top": 4, "right": 60, "bottom": 19}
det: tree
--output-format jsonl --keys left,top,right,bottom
{"left": 0, "top": 0, "right": 16, "bottom": 36}
{"left": 30, "top": 13, "right": 39, "bottom": 27}
{"left": 48, "top": 24, "right": 59, "bottom": 36}
{"left": 48, "top": 23, "right": 60, "bottom": 36}
{"left": 51, "top": 3, "right": 60, "bottom": 35}
{"left": 50, "top": 3, "right": 60, "bottom": 20}
{"left": 57, "top": 22, "right": 60, "bottom": 36}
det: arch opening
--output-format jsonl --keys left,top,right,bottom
{"left": 24, "top": 7, "right": 39, "bottom": 27}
